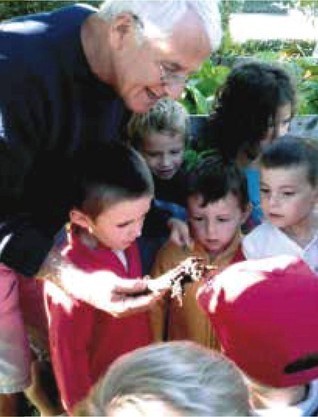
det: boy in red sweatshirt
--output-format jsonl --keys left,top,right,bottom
{"left": 44, "top": 142, "right": 156, "bottom": 413}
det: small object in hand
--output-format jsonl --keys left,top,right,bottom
{"left": 148, "top": 257, "right": 217, "bottom": 306}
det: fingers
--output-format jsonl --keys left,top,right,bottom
{"left": 113, "top": 277, "right": 148, "bottom": 294}
{"left": 168, "top": 218, "right": 193, "bottom": 250}
{"left": 109, "top": 292, "right": 162, "bottom": 318}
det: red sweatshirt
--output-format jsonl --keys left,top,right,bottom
{"left": 45, "top": 234, "right": 152, "bottom": 413}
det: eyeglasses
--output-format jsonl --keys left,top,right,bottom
{"left": 158, "top": 63, "right": 188, "bottom": 87}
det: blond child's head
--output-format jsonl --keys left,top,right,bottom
{"left": 186, "top": 154, "right": 250, "bottom": 256}
{"left": 128, "top": 98, "right": 188, "bottom": 180}
{"left": 74, "top": 341, "right": 251, "bottom": 416}
{"left": 70, "top": 141, "right": 154, "bottom": 251}
{"left": 259, "top": 135, "right": 318, "bottom": 238}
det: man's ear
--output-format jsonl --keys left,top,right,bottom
{"left": 109, "top": 13, "right": 138, "bottom": 50}
{"left": 69, "top": 209, "right": 92, "bottom": 232}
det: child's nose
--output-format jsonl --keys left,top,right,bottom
{"left": 206, "top": 222, "right": 217, "bottom": 237}
{"left": 268, "top": 194, "right": 280, "bottom": 206}
{"left": 160, "top": 154, "right": 170, "bottom": 167}
{"left": 132, "top": 221, "right": 144, "bottom": 238}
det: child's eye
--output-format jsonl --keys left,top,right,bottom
{"left": 146, "top": 152, "right": 160, "bottom": 158}
{"left": 117, "top": 222, "right": 130, "bottom": 228}
{"left": 217, "top": 218, "right": 230, "bottom": 223}
{"left": 282, "top": 191, "right": 295, "bottom": 197}
{"left": 191, "top": 216, "right": 203, "bottom": 222}
{"left": 260, "top": 188, "right": 270, "bottom": 194}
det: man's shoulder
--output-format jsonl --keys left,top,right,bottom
{"left": 0, "top": 4, "right": 95, "bottom": 69}
{"left": 0, "top": 4, "right": 96, "bottom": 33}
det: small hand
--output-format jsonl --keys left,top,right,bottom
{"left": 168, "top": 218, "right": 193, "bottom": 250}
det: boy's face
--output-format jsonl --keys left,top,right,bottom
{"left": 260, "top": 166, "right": 318, "bottom": 232}
{"left": 140, "top": 131, "right": 185, "bottom": 180}
{"left": 188, "top": 192, "right": 247, "bottom": 256}
{"left": 260, "top": 103, "right": 292, "bottom": 148}
{"left": 84, "top": 196, "right": 151, "bottom": 251}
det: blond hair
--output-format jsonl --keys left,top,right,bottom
{"left": 74, "top": 341, "right": 251, "bottom": 416}
{"left": 127, "top": 98, "right": 189, "bottom": 149}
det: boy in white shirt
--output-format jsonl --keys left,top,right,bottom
{"left": 243, "top": 136, "right": 318, "bottom": 272}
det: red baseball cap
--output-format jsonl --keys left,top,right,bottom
{"left": 198, "top": 256, "right": 318, "bottom": 387}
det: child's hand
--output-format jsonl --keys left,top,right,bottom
{"left": 147, "top": 257, "right": 216, "bottom": 305}
{"left": 168, "top": 218, "right": 193, "bottom": 250}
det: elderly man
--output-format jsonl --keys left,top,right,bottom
{"left": 0, "top": 1, "right": 221, "bottom": 414}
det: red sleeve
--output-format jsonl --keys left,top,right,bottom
{"left": 45, "top": 282, "right": 94, "bottom": 413}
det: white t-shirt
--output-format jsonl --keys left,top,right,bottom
{"left": 112, "top": 249, "right": 128, "bottom": 271}
{"left": 242, "top": 222, "right": 318, "bottom": 274}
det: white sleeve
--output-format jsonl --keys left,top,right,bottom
{"left": 242, "top": 230, "right": 264, "bottom": 259}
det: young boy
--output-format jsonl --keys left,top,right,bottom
{"left": 198, "top": 255, "right": 318, "bottom": 416}
{"left": 43, "top": 141, "right": 206, "bottom": 414}
{"left": 127, "top": 98, "right": 190, "bottom": 272}
{"left": 243, "top": 136, "right": 318, "bottom": 272}
{"left": 43, "top": 142, "right": 157, "bottom": 414}
{"left": 151, "top": 155, "right": 250, "bottom": 348}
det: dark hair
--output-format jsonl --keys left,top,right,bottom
{"left": 187, "top": 154, "right": 249, "bottom": 210}
{"left": 73, "top": 141, "right": 154, "bottom": 219}
{"left": 207, "top": 60, "right": 296, "bottom": 161}
{"left": 259, "top": 135, "right": 318, "bottom": 187}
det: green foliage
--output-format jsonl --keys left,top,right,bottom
{"left": 282, "top": 57, "right": 318, "bottom": 114}
{"left": 228, "top": 39, "right": 315, "bottom": 57}
{"left": 242, "top": 0, "right": 292, "bottom": 13}
{"left": 184, "top": 148, "right": 220, "bottom": 171}
{"left": 179, "top": 61, "right": 230, "bottom": 115}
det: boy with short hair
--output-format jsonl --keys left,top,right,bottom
{"left": 128, "top": 98, "right": 190, "bottom": 272}
{"left": 128, "top": 97, "right": 188, "bottom": 215}
{"left": 243, "top": 136, "right": 318, "bottom": 272}
{"left": 44, "top": 141, "right": 156, "bottom": 414}
{"left": 151, "top": 154, "right": 250, "bottom": 347}
{"left": 43, "top": 141, "right": 205, "bottom": 414}
{"left": 198, "top": 255, "right": 318, "bottom": 416}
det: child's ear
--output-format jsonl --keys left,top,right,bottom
{"left": 69, "top": 209, "right": 92, "bottom": 232}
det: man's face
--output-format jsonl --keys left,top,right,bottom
{"left": 111, "top": 10, "right": 211, "bottom": 113}
{"left": 140, "top": 132, "right": 185, "bottom": 180}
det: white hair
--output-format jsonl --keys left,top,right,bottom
{"left": 97, "top": 0, "right": 222, "bottom": 52}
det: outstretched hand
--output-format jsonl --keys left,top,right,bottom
{"left": 148, "top": 256, "right": 216, "bottom": 305}
{"left": 109, "top": 277, "right": 162, "bottom": 318}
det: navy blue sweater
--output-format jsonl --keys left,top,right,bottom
{"left": 0, "top": 4, "right": 129, "bottom": 275}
